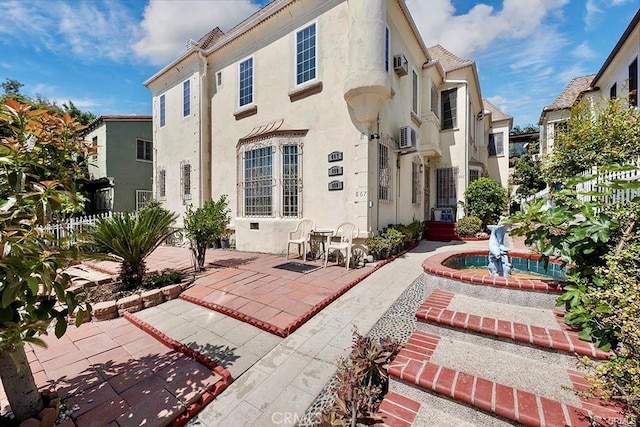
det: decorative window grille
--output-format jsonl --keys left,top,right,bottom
{"left": 441, "top": 88, "right": 457, "bottom": 130}
{"left": 183, "top": 80, "right": 190, "bottom": 117}
{"left": 378, "top": 138, "right": 393, "bottom": 201}
{"left": 244, "top": 146, "right": 273, "bottom": 217}
{"left": 136, "top": 190, "right": 153, "bottom": 211}
{"left": 157, "top": 168, "right": 166, "bottom": 199}
{"left": 411, "top": 162, "right": 420, "bottom": 204}
{"left": 239, "top": 57, "right": 254, "bottom": 107}
{"left": 436, "top": 167, "right": 458, "bottom": 208}
{"left": 136, "top": 139, "right": 153, "bottom": 161}
{"left": 180, "top": 161, "right": 191, "bottom": 201}
{"left": 296, "top": 23, "right": 316, "bottom": 85}
{"left": 282, "top": 144, "right": 300, "bottom": 217}
{"left": 469, "top": 169, "right": 480, "bottom": 183}
{"left": 159, "top": 94, "right": 166, "bottom": 128}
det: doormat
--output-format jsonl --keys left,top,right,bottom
{"left": 273, "top": 262, "right": 322, "bottom": 274}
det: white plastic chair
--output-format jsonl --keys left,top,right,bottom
{"left": 324, "top": 222, "right": 359, "bottom": 271}
{"left": 286, "top": 219, "right": 315, "bottom": 262}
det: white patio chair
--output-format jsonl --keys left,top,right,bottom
{"left": 324, "top": 222, "right": 359, "bottom": 271}
{"left": 286, "top": 219, "right": 315, "bottom": 262}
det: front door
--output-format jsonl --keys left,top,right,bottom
{"left": 423, "top": 166, "right": 430, "bottom": 221}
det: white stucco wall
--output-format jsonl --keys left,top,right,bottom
{"left": 86, "top": 125, "right": 108, "bottom": 180}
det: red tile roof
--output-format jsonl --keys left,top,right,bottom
{"left": 544, "top": 74, "right": 596, "bottom": 111}
{"left": 427, "top": 45, "right": 474, "bottom": 72}
{"left": 483, "top": 99, "right": 511, "bottom": 122}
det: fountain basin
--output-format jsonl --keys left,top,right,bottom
{"left": 422, "top": 250, "right": 565, "bottom": 293}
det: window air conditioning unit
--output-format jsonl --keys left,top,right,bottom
{"left": 393, "top": 54, "right": 408, "bottom": 77}
{"left": 398, "top": 126, "right": 418, "bottom": 151}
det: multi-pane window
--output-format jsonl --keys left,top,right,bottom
{"left": 239, "top": 57, "right": 254, "bottom": 107}
{"left": 488, "top": 133, "right": 504, "bottom": 156}
{"left": 430, "top": 85, "right": 438, "bottom": 117}
{"left": 282, "top": 145, "right": 300, "bottom": 217}
{"left": 441, "top": 88, "right": 457, "bottom": 130}
{"left": 412, "top": 70, "right": 419, "bottom": 114}
{"left": 244, "top": 147, "right": 273, "bottom": 216}
{"left": 610, "top": 83, "right": 617, "bottom": 99}
{"left": 411, "top": 162, "right": 420, "bottom": 204}
{"left": 629, "top": 57, "right": 638, "bottom": 107}
{"left": 159, "top": 94, "right": 166, "bottom": 128}
{"left": 157, "top": 168, "right": 166, "bottom": 199}
{"left": 436, "top": 167, "right": 458, "bottom": 208}
{"left": 378, "top": 142, "right": 392, "bottom": 201}
{"left": 136, "top": 139, "right": 152, "bottom": 161}
{"left": 181, "top": 161, "right": 191, "bottom": 200}
{"left": 554, "top": 121, "right": 568, "bottom": 136}
{"left": 136, "top": 190, "right": 153, "bottom": 211}
{"left": 91, "top": 136, "right": 98, "bottom": 160}
{"left": 183, "top": 80, "right": 190, "bottom": 117}
{"left": 469, "top": 169, "right": 480, "bottom": 183}
{"left": 95, "top": 188, "right": 113, "bottom": 211}
{"left": 385, "top": 26, "right": 390, "bottom": 73}
{"left": 296, "top": 23, "right": 316, "bottom": 85}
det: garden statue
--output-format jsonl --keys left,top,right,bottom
{"left": 487, "top": 217, "right": 511, "bottom": 277}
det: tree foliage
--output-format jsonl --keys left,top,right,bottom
{"left": 0, "top": 99, "right": 93, "bottom": 420}
{"left": 463, "top": 177, "right": 507, "bottom": 228}
{"left": 543, "top": 99, "right": 640, "bottom": 184}
{"left": 184, "top": 195, "right": 231, "bottom": 271}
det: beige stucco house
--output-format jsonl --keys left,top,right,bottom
{"left": 144, "top": 0, "right": 508, "bottom": 254}
{"left": 482, "top": 99, "right": 512, "bottom": 189}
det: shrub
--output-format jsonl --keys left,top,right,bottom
{"left": 463, "top": 177, "right": 507, "bottom": 228}
{"left": 365, "top": 235, "right": 391, "bottom": 259}
{"left": 391, "top": 224, "right": 413, "bottom": 244}
{"left": 184, "top": 195, "right": 231, "bottom": 271}
{"left": 408, "top": 217, "right": 424, "bottom": 240}
{"left": 382, "top": 228, "right": 405, "bottom": 253}
{"left": 322, "top": 330, "right": 400, "bottom": 426}
{"left": 456, "top": 215, "right": 483, "bottom": 237}
{"left": 147, "top": 269, "right": 183, "bottom": 288}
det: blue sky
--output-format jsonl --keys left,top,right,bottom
{"left": 0, "top": 0, "right": 637, "bottom": 127}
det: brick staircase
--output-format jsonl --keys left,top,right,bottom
{"left": 424, "top": 221, "right": 459, "bottom": 242}
{"left": 380, "top": 269, "right": 623, "bottom": 426}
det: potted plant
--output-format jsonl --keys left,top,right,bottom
{"left": 409, "top": 217, "right": 424, "bottom": 241}
{"left": 220, "top": 229, "right": 232, "bottom": 249}
{"left": 184, "top": 195, "right": 231, "bottom": 271}
{"left": 383, "top": 228, "right": 405, "bottom": 255}
{"left": 365, "top": 235, "right": 391, "bottom": 260}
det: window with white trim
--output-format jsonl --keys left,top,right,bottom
{"left": 411, "top": 162, "right": 420, "bottom": 204}
{"left": 469, "top": 169, "right": 481, "bottom": 183}
{"left": 157, "top": 168, "right": 166, "bottom": 199}
{"left": 136, "top": 190, "right": 153, "bottom": 211}
{"left": 91, "top": 136, "right": 98, "bottom": 161}
{"left": 385, "top": 26, "right": 390, "bottom": 73}
{"left": 183, "top": 80, "right": 190, "bottom": 117}
{"left": 629, "top": 57, "right": 638, "bottom": 107}
{"left": 95, "top": 188, "right": 113, "bottom": 211}
{"left": 159, "top": 94, "right": 166, "bottom": 128}
{"left": 436, "top": 167, "right": 458, "bottom": 208}
{"left": 136, "top": 139, "right": 152, "bottom": 162}
{"left": 378, "top": 140, "right": 393, "bottom": 201}
{"left": 430, "top": 85, "right": 438, "bottom": 117}
{"left": 239, "top": 57, "right": 254, "bottom": 107}
{"left": 412, "top": 69, "right": 419, "bottom": 114}
{"left": 441, "top": 88, "right": 457, "bottom": 130}
{"left": 488, "top": 133, "right": 504, "bottom": 156}
{"left": 296, "top": 23, "right": 316, "bottom": 85}
{"left": 238, "top": 136, "right": 303, "bottom": 218}
{"left": 180, "top": 161, "right": 191, "bottom": 201}
{"left": 610, "top": 83, "right": 617, "bottom": 99}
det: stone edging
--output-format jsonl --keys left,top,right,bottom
{"left": 82, "top": 277, "right": 195, "bottom": 322}
{"left": 422, "top": 250, "right": 564, "bottom": 293}
{"left": 122, "top": 312, "right": 233, "bottom": 427}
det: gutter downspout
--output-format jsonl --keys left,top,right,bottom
{"left": 443, "top": 79, "right": 468, "bottom": 220}
{"left": 195, "top": 47, "right": 208, "bottom": 207}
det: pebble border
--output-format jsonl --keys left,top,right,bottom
{"left": 122, "top": 312, "right": 233, "bottom": 427}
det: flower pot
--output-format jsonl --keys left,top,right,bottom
{"left": 220, "top": 238, "right": 230, "bottom": 249}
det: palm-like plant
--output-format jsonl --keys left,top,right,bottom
{"left": 91, "top": 202, "right": 177, "bottom": 289}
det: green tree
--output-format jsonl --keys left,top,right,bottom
{"left": 512, "top": 140, "right": 546, "bottom": 199}
{"left": 510, "top": 124, "right": 539, "bottom": 135}
{"left": 544, "top": 99, "right": 640, "bottom": 184}
{"left": 184, "top": 195, "right": 231, "bottom": 271}
{"left": 90, "top": 200, "right": 177, "bottom": 290}
{"left": 1, "top": 78, "right": 23, "bottom": 96}
{"left": 463, "top": 177, "right": 507, "bottom": 228}
{"left": 0, "top": 99, "right": 92, "bottom": 421}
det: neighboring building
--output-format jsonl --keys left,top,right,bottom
{"left": 539, "top": 9, "right": 639, "bottom": 159}
{"left": 482, "top": 99, "right": 512, "bottom": 188}
{"left": 144, "top": 0, "right": 508, "bottom": 253}
{"left": 80, "top": 115, "right": 153, "bottom": 213}
{"left": 538, "top": 74, "right": 595, "bottom": 157}
{"left": 508, "top": 131, "right": 539, "bottom": 169}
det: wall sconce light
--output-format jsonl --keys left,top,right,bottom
{"left": 369, "top": 133, "right": 380, "bottom": 140}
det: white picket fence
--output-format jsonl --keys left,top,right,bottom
{"left": 44, "top": 212, "right": 117, "bottom": 241}
{"left": 576, "top": 160, "right": 640, "bottom": 205}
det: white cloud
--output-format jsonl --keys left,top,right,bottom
{"left": 572, "top": 42, "right": 596, "bottom": 60}
{"left": 585, "top": 0, "right": 604, "bottom": 28}
{"left": 406, "top": 0, "right": 569, "bottom": 58}
{"left": 132, "top": 0, "right": 261, "bottom": 66}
